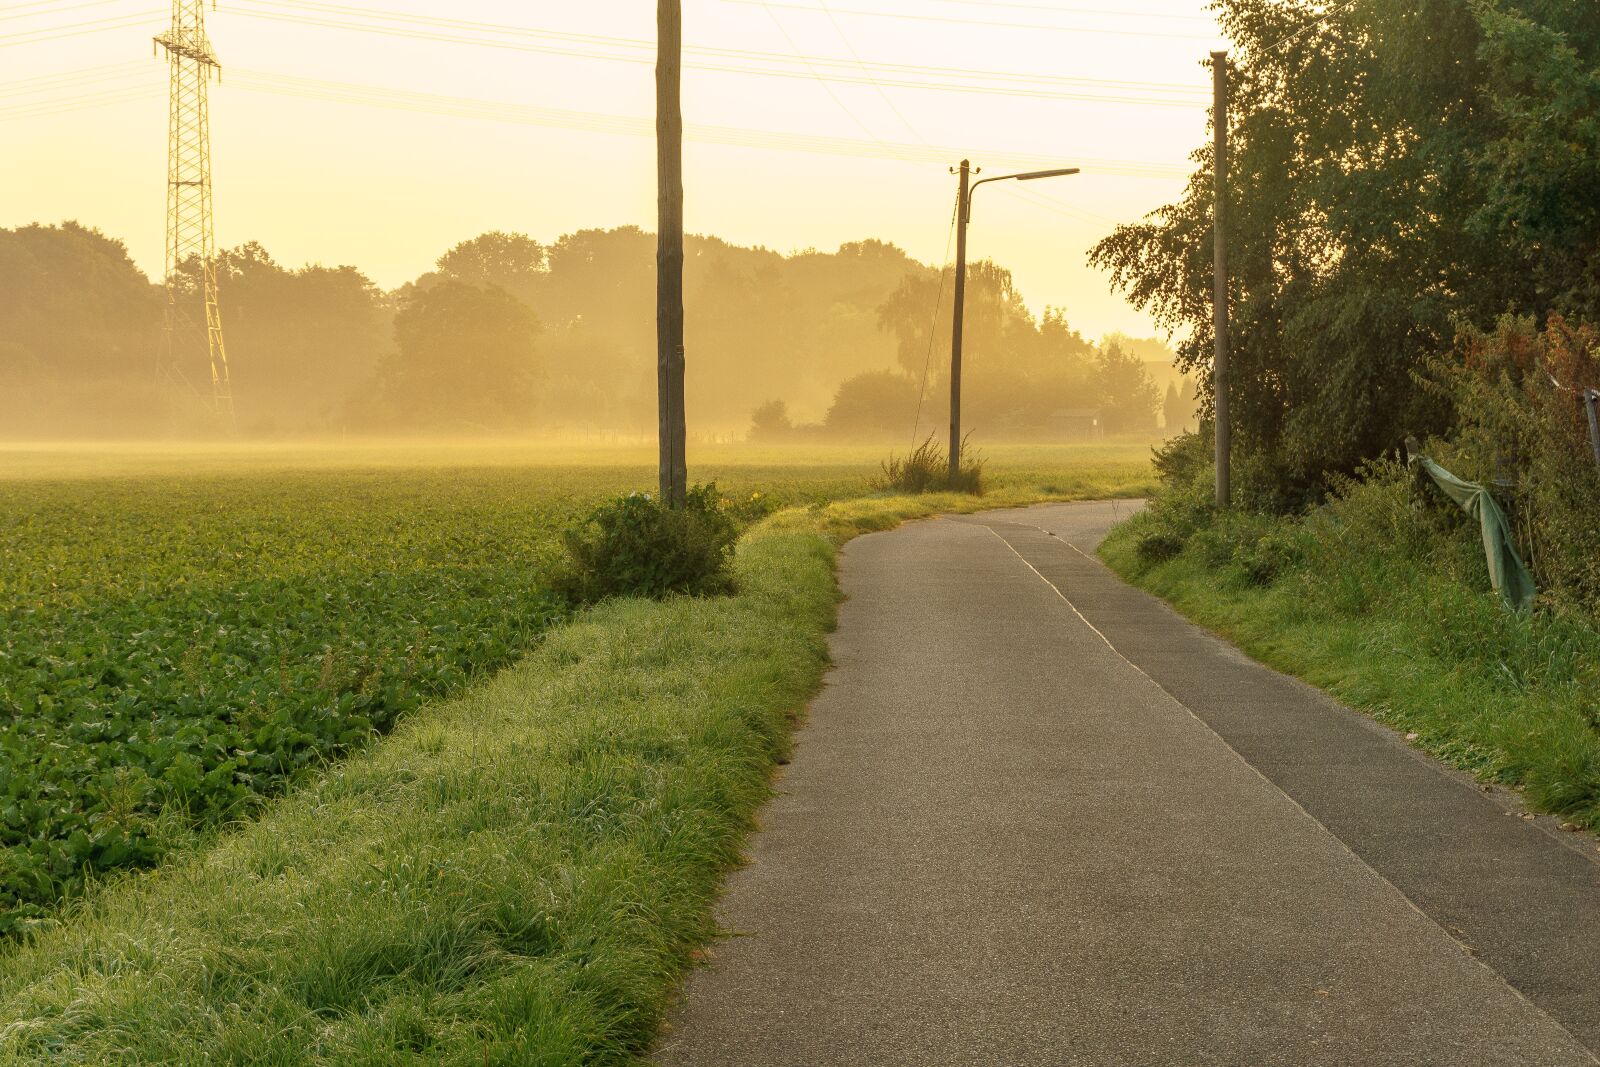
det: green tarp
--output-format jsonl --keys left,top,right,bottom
{"left": 1410, "top": 455, "right": 1536, "bottom": 612}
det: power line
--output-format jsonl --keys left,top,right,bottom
{"left": 222, "top": 0, "right": 1208, "bottom": 107}
{"left": 0, "top": 61, "right": 147, "bottom": 94}
{"left": 911, "top": 204, "right": 959, "bottom": 447}
{"left": 928, "top": 0, "right": 1213, "bottom": 21}
{"left": 0, "top": 0, "right": 136, "bottom": 23}
{"left": 719, "top": 0, "right": 1217, "bottom": 42}
{"left": 0, "top": 10, "right": 163, "bottom": 46}
{"left": 207, "top": 69, "right": 1189, "bottom": 176}
{"left": 816, "top": 0, "right": 929, "bottom": 145}
{"left": 0, "top": 84, "right": 161, "bottom": 122}
{"left": 755, "top": 0, "right": 910, "bottom": 159}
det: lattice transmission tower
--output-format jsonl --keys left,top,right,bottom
{"left": 154, "top": 0, "right": 233, "bottom": 421}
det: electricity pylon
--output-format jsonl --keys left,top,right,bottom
{"left": 155, "top": 0, "right": 233, "bottom": 422}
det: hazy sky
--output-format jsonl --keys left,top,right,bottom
{"left": 4, "top": 0, "right": 1226, "bottom": 339}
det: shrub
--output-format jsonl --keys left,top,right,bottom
{"left": 558, "top": 484, "right": 741, "bottom": 603}
{"left": 1151, "top": 428, "right": 1211, "bottom": 488}
{"left": 1135, "top": 529, "right": 1186, "bottom": 565}
{"left": 873, "top": 434, "right": 985, "bottom": 495}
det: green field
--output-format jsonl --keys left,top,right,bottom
{"left": 0, "top": 440, "right": 1154, "bottom": 934}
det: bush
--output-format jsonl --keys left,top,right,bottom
{"left": 872, "top": 434, "right": 985, "bottom": 495}
{"left": 558, "top": 484, "right": 741, "bottom": 603}
{"left": 1135, "top": 530, "right": 1186, "bottom": 565}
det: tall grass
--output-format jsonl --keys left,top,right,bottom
{"left": 1102, "top": 458, "right": 1600, "bottom": 824}
{"left": 872, "top": 434, "right": 985, "bottom": 495}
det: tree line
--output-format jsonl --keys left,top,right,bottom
{"left": 1095, "top": 0, "right": 1599, "bottom": 607}
{"left": 0, "top": 222, "right": 1180, "bottom": 441}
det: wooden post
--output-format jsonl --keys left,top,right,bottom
{"left": 949, "top": 159, "right": 971, "bottom": 481}
{"left": 657, "top": 0, "right": 687, "bottom": 506}
{"left": 1212, "top": 51, "right": 1231, "bottom": 508}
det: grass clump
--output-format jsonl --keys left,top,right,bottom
{"left": 873, "top": 434, "right": 985, "bottom": 495}
{"left": 1102, "top": 445, "right": 1600, "bottom": 827}
{"left": 557, "top": 483, "right": 744, "bottom": 603}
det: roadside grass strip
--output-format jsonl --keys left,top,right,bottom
{"left": 1100, "top": 514, "right": 1600, "bottom": 828}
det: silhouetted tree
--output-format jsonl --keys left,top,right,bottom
{"left": 210, "top": 242, "right": 389, "bottom": 431}
{"left": 749, "top": 399, "right": 795, "bottom": 442}
{"left": 1097, "top": 340, "right": 1159, "bottom": 436}
{"left": 380, "top": 281, "right": 541, "bottom": 429}
{"left": 436, "top": 231, "right": 546, "bottom": 306}
{"left": 823, "top": 370, "right": 920, "bottom": 440}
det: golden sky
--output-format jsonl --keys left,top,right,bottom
{"left": 4, "top": 0, "right": 1226, "bottom": 339}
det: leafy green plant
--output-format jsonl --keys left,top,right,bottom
{"left": 873, "top": 433, "right": 985, "bottom": 495}
{"left": 557, "top": 483, "right": 742, "bottom": 603}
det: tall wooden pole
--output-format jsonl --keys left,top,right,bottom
{"left": 1212, "top": 51, "right": 1231, "bottom": 508}
{"left": 657, "top": 0, "right": 687, "bottom": 507}
{"left": 948, "top": 159, "right": 971, "bottom": 480}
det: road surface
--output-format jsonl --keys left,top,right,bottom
{"left": 655, "top": 501, "right": 1600, "bottom": 1066}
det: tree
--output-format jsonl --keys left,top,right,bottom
{"left": 1096, "top": 340, "right": 1159, "bottom": 436}
{"left": 0, "top": 222, "right": 159, "bottom": 381}
{"left": 435, "top": 232, "right": 546, "bottom": 305}
{"left": 1163, "top": 382, "right": 1183, "bottom": 433}
{"left": 0, "top": 222, "right": 168, "bottom": 436}
{"left": 823, "top": 371, "right": 920, "bottom": 440}
{"left": 748, "top": 399, "right": 795, "bottom": 442}
{"left": 209, "top": 242, "right": 389, "bottom": 431}
{"left": 1088, "top": 0, "right": 1584, "bottom": 499}
{"left": 380, "top": 281, "right": 541, "bottom": 429}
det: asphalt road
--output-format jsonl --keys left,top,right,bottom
{"left": 654, "top": 501, "right": 1600, "bottom": 1066}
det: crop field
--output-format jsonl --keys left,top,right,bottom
{"left": 0, "top": 439, "right": 1153, "bottom": 933}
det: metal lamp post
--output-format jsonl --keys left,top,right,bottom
{"left": 948, "top": 160, "right": 1080, "bottom": 480}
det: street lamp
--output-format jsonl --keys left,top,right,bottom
{"left": 947, "top": 159, "right": 1080, "bottom": 480}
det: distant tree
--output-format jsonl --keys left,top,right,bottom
{"left": 380, "top": 281, "right": 541, "bottom": 429}
{"left": 1162, "top": 381, "right": 1183, "bottom": 432}
{"left": 436, "top": 231, "right": 546, "bottom": 305}
{"left": 823, "top": 371, "right": 920, "bottom": 440}
{"left": 0, "top": 222, "right": 159, "bottom": 381}
{"left": 209, "top": 242, "right": 389, "bottom": 431}
{"left": 0, "top": 222, "right": 169, "bottom": 436}
{"left": 749, "top": 399, "right": 794, "bottom": 442}
{"left": 1096, "top": 340, "right": 1159, "bottom": 436}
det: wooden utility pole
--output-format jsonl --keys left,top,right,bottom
{"left": 657, "top": 0, "right": 687, "bottom": 507}
{"left": 1212, "top": 51, "right": 1231, "bottom": 508}
{"left": 948, "top": 159, "right": 971, "bottom": 481}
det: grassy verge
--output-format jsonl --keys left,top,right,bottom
{"left": 1100, "top": 465, "right": 1600, "bottom": 826}
{"left": 0, "top": 482, "right": 1138, "bottom": 1064}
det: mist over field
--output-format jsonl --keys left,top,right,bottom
{"left": 1, "top": 222, "right": 1194, "bottom": 444}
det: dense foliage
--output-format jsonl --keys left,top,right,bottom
{"left": 558, "top": 484, "right": 747, "bottom": 603}
{"left": 1091, "top": 0, "right": 1600, "bottom": 502}
{"left": 379, "top": 280, "right": 543, "bottom": 429}
{"left": 0, "top": 223, "right": 170, "bottom": 437}
{"left": 1432, "top": 316, "right": 1600, "bottom": 613}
